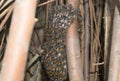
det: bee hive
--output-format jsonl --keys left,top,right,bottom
{"left": 40, "top": 4, "right": 81, "bottom": 81}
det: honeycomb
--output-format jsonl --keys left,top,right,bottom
{"left": 40, "top": 4, "right": 81, "bottom": 81}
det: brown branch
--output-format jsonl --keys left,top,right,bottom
{"left": 89, "top": 0, "right": 96, "bottom": 81}
{"left": 104, "top": 1, "right": 112, "bottom": 80}
{"left": 84, "top": 0, "right": 90, "bottom": 81}
{"left": 0, "top": 0, "right": 37, "bottom": 81}
{"left": 66, "top": 0, "right": 84, "bottom": 81}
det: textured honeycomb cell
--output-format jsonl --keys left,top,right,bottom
{"left": 40, "top": 4, "right": 81, "bottom": 81}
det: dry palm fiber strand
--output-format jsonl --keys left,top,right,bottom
{"left": 40, "top": 4, "right": 82, "bottom": 81}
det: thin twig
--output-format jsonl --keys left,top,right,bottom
{"left": 0, "top": 0, "right": 4, "bottom": 7}
{"left": 0, "top": 0, "right": 14, "bottom": 10}
{"left": 0, "top": 32, "right": 6, "bottom": 49}
{"left": 0, "top": 3, "right": 14, "bottom": 31}
{"left": 93, "top": 62, "right": 104, "bottom": 66}
{"left": 0, "top": 5, "right": 12, "bottom": 19}
{"left": 38, "top": 0, "right": 55, "bottom": 7}
{"left": 84, "top": 0, "right": 90, "bottom": 81}
{"left": 35, "top": 30, "right": 42, "bottom": 44}
{"left": 45, "top": 0, "right": 49, "bottom": 30}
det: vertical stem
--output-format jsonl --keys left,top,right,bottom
{"left": 45, "top": 0, "right": 49, "bottom": 28}
{"left": 84, "top": 0, "right": 90, "bottom": 81}
{"left": 79, "top": 0, "right": 85, "bottom": 72}
{"left": 104, "top": 0, "right": 111, "bottom": 80}
{"left": 56, "top": 0, "right": 58, "bottom": 5}
{"left": 66, "top": 0, "right": 84, "bottom": 81}
{"left": 89, "top": 0, "right": 96, "bottom": 80}
{"left": 108, "top": 7, "right": 120, "bottom": 81}
{"left": 59, "top": 0, "right": 64, "bottom": 4}
{"left": 0, "top": 0, "right": 37, "bottom": 81}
